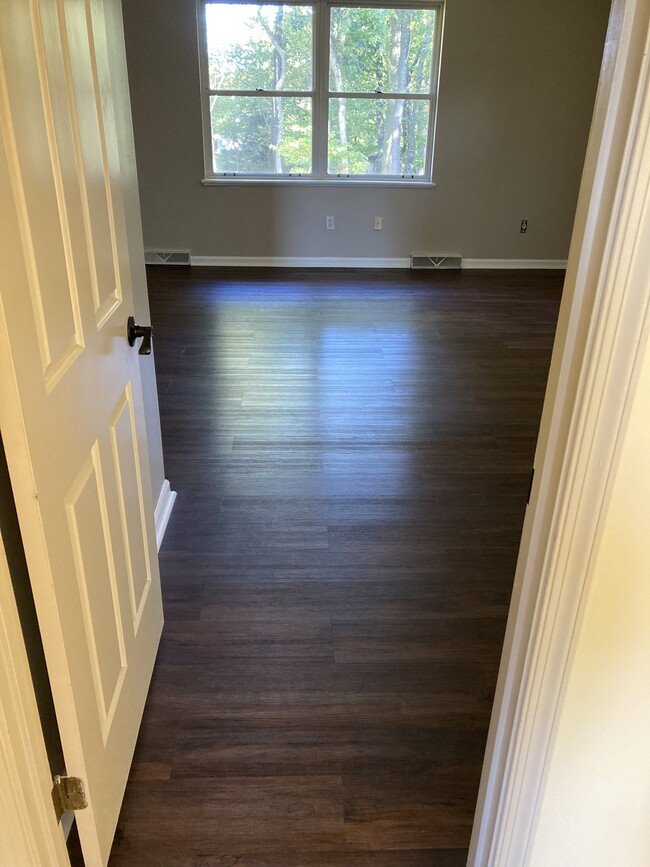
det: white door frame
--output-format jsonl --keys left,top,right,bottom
{"left": 468, "top": 1, "right": 650, "bottom": 864}
{"left": 0, "top": 528, "right": 70, "bottom": 867}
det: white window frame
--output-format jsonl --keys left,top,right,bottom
{"left": 197, "top": 0, "right": 445, "bottom": 185}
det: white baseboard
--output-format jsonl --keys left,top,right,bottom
{"left": 190, "top": 256, "right": 411, "bottom": 268}
{"left": 463, "top": 258, "right": 567, "bottom": 269}
{"left": 154, "top": 479, "right": 176, "bottom": 551}
{"left": 189, "top": 255, "right": 567, "bottom": 270}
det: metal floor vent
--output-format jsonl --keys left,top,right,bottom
{"left": 144, "top": 250, "right": 191, "bottom": 266}
{"left": 411, "top": 254, "right": 462, "bottom": 270}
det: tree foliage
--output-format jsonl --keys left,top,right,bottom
{"left": 206, "top": 3, "right": 437, "bottom": 176}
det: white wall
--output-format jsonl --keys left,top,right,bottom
{"left": 121, "top": 0, "right": 611, "bottom": 262}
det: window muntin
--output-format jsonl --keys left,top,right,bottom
{"left": 199, "top": 1, "right": 443, "bottom": 183}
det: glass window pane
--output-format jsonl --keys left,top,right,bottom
{"left": 206, "top": 3, "right": 313, "bottom": 91}
{"left": 210, "top": 96, "right": 312, "bottom": 174}
{"left": 328, "top": 98, "right": 429, "bottom": 176}
{"left": 329, "top": 7, "right": 436, "bottom": 94}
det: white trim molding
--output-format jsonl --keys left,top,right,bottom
{"left": 154, "top": 480, "right": 176, "bottom": 551}
{"left": 462, "top": 259, "right": 567, "bottom": 270}
{"left": 190, "top": 256, "right": 412, "bottom": 268}
{"left": 189, "top": 255, "right": 566, "bottom": 270}
{"left": 469, "top": 4, "right": 650, "bottom": 865}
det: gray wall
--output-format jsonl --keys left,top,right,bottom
{"left": 110, "top": 0, "right": 166, "bottom": 504}
{"left": 122, "top": 0, "right": 611, "bottom": 262}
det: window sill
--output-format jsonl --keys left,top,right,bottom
{"left": 200, "top": 177, "right": 436, "bottom": 189}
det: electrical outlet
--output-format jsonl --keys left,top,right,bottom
{"left": 520, "top": 219, "right": 528, "bottom": 233}
{"left": 374, "top": 216, "right": 383, "bottom": 231}
{"left": 326, "top": 216, "right": 334, "bottom": 230}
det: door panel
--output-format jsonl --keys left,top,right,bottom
{"left": 109, "top": 384, "right": 155, "bottom": 634}
{"left": 63, "top": 0, "right": 122, "bottom": 323}
{"left": 0, "top": 1, "right": 163, "bottom": 864}
{"left": 2, "top": 0, "right": 85, "bottom": 385}
{"left": 65, "top": 445, "right": 128, "bottom": 740}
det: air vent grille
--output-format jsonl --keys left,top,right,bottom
{"left": 144, "top": 250, "right": 191, "bottom": 266}
{"left": 411, "top": 254, "right": 462, "bottom": 270}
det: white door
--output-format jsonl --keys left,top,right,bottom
{"left": 0, "top": 1, "right": 163, "bottom": 865}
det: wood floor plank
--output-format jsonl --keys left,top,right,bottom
{"left": 108, "top": 267, "right": 562, "bottom": 865}
{"left": 195, "top": 852, "right": 468, "bottom": 867}
{"left": 113, "top": 776, "right": 345, "bottom": 855}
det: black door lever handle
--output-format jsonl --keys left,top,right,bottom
{"left": 127, "top": 315, "right": 153, "bottom": 355}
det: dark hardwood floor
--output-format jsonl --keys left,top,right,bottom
{"left": 107, "top": 267, "right": 562, "bottom": 866}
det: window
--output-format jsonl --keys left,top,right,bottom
{"left": 198, "top": 0, "right": 444, "bottom": 184}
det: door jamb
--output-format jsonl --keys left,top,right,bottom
{"left": 0, "top": 516, "right": 70, "bottom": 866}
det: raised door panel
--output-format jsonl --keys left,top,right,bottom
{"left": 61, "top": 0, "right": 122, "bottom": 327}
{"left": 0, "top": 0, "right": 84, "bottom": 388}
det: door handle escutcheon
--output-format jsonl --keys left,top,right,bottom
{"left": 127, "top": 315, "right": 153, "bottom": 355}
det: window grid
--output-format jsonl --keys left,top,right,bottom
{"left": 198, "top": 0, "right": 444, "bottom": 183}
